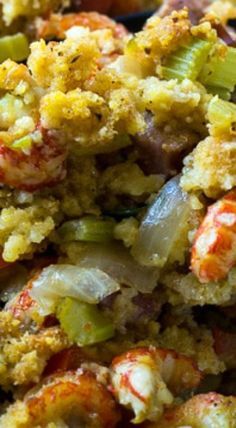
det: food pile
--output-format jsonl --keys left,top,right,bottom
{"left": 0, "top": 0, "right": 235, "bottom": 427}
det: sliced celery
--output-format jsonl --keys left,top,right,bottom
{"left": 200, "top": 47, "right": 236, "bottom": 92}
{"left": 162, "top": 38, "right": 212, "bottom": 81}
{"left": 208, "top": 97, "right": 236, "bottom": 135}
{"left": 57, "top": 297, "right": 114, "bottom": 345}
{"left": 12, "top": 135, "right": 32, "bottom": 151}
{"left": 57, "top": 216, "right": 115, "bottom": 243}
{"left": 206, "top": 85, "right": 231, "bottom": 101}
{"left": 0, "top": 33, "right": 29, "bottom": 63}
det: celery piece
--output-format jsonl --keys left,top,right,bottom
{"left": 0, "top": 33, "right": 29, "bottom": 63}
{"left": 57, "top": 216, "right": 115, "bottom": 243}
{"left": 208, "top": 96, "right": 236, "bottom": 135}
{"left": 57, "top": 297, "right": 114, "bottom": 345}
{"left": 206, "top": 85, "right": 231, "bottom": 101}
{"left": 162, "top": 38, "right": 212, "bottom": 82}
{"left": 12, "top": 135, "right": 32, "bottom": 151}
{"left": 200, "top": 47, "right": 236, "bottom": 92}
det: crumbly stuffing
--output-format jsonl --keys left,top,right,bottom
{"left": 158, "top": 325, "right": 225, "bottom": 375}
{"left": 0, "top": 6, "right": 234, "bottom": 426}
{"left": 162, "top": 268, "right": 236, "bottom": 306}
{"left": 100, "top": 163, "right": 162, "bottom": 196}
{"left": 181, "top": 137, "right": 236, "bottom": 198}
{"left": 114, "top": 217, "right": 139, "bottom": 248}
{"left": 0, "top": 199, "right": 59, "bottom": 262}
{"left": 0, "top": 312, "right": 69, "bottom": 387}
{"left": 0, "top": 0, "right": 69, "bottom": 25}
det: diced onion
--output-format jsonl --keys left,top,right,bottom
{"left": 30, "top": 265, "right": 120, "bottom": 316}
{"left": 131, "top": 177, "right": 190, "bottom": 267}
{"left": 65, "top": 242, "right": 159, "bottom": 293}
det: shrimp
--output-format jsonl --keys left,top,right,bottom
{"left": 0, "top": 370, "right": 121, "bottom": 427}
{"left": 111, "top": 347, "right": 202, "bottom": 423}
{"left": 146, "top": 393, "right": 236, "bottom": 428}
{"left": 7, "top": 257, "right": 57, "bottom": 325}
{"left": 37, "top": 12, "right": 128, "bottom": 40}
{"left": 6, "top": 271, "right": 41, "bottom": 325}
{"left": 0, "top": 61, "right": 66, "bottom": 190}
{"left": 191, "top": 189, "right": 236, "bottom": 283}
{"left": 0, "top": 126, "right": 67, "bottom": 191}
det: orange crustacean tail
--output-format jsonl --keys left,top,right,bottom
{"left": 6, "top": 256, "right": 58, "bottom": 324}
{"left": 24, "top": 370, "right": 120, "bottom": 428}
{"left": 191, "top": 189, "right": 236, "bottom": 283}
{"left": 111, "top": 347, "right": 202, "bottom": 423}
{"left": 0, "top": 126, "right": 66, "bottom": 191}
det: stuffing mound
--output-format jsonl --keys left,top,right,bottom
{"left": 0, "top": 2, "right": 235, "bottom": 427}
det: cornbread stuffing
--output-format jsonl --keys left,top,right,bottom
{"left": 0, "top": 1, "right": 235, "bottom": 427}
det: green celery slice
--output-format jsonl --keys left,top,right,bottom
{"left": 208, "top": 97, "right": 236, "bottom": 135}
{"left": 57, "top": 216, "right": 115, "bottom": 243}
{"left": 12, "top": 135, "right": 32, "bottom": 151}
{"left": 162, "top": 37, "right": 212, "bottom": 81}
{"left": 57, "top": 297, "right": 115, "bottom": 345}
{"left": 200, "top": 47, "right": 236, "bottom": 92}
{"left": 0, "top": 33, "right": 29, "bottom": 63}
{"left": 206, "top": 85, "right": 231, "bottom": 101}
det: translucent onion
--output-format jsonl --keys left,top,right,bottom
{"left": 30, "top": 265, "right": 120, "bottom": 316}
{"left": 65, "top": 242, "right": 159, "bottom": 293}
{"left": 131, "top": 177, "right": 190, "bottom": 267}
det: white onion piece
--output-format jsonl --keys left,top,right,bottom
{"left": 66, "top": 242, "right": 159, "bottom": 293}
{"left": 30, "top": 265, "right": 120, "bottom": 316}
{"left": 131, "top": 177, "right": 190, "bottom": 267}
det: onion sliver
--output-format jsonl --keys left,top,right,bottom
{"left": 65, "top": 242, "right": 159, "bottom": 293}
{"left": 30, "top": 265, "right": 120, "bottom": 315}
{"left": 132, "top": 177, "right": 190, "bottom": 267}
